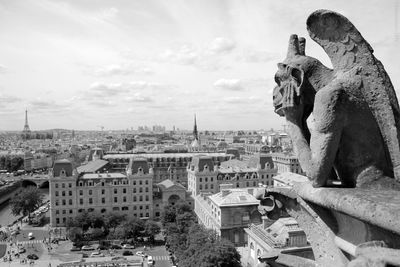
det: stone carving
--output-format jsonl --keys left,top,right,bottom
{"left": 273, "top": 9, "right": 400, "bottom": 189}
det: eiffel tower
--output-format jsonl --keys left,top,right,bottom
{"left": 22, "top": 109, "right": 31, "bottom": 139}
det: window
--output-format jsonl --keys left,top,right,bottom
{"left": 211, "top": 184, "right": 214, "bottom": 189}
{"left": 62, "top": 217, "right": 66, "bottom": 223}
{"left": 133, "top": 181, "right": 136, "bottom": 185}
{"left": 123, "top": 188, "right": 126, "bottom": 194}
{"left": 89, "top": 190, "right": 92, "bottom": 195}
{"left": 133, "top": 188, "right": 136, "bottom": 193}
{"left": 140, "top": 206, "right": 143, "bottom": 210}
{"left": 205, "top": 184, "right": 208, "bottom": 189}
{"left": 122, "top": 207, "right": 128, "bottom": 211}
{"left": 102, "top": 198, "right": 105, "bottom": 204}
{"left": 155, "top": 212, "right": 160, "bottom": 217}
{"left": 62, "top": 199, "right": 66, "bottom": 205}
{"left": 79, "top": 181, "right": 83, "bottom": 187}
{"left": 200, "top": 178, "right": 202, "bottom": 182}
{"left": 55, "top": 210, "right": 59, "bottom": 215}
{"left": 123, "top": 196, "right": 127, "bottom": 202}
{"left": 211, "top": 177, "right": 213, "bottom": 182}
{"left": 145, "top": 180, "right": 148, "bottom": 185}
{"left": 114, "top": 197, "right": 117, "bottom": 203}
{"left": 139, "top": 180, "right": 142, "bottom": 185}
{"left": 139, "top": 196, "right": 143, "bottom": 201}
{"left": 62, "top": 210, "right": 66, "bottom": 214}
{"left": 146, "top": 213, "right": 149, "bottom": 217}
{"left": 101, "top": 208, "right": 106, "bottom": 213}
{"left": 101, "top": 189, "right": 105, "bottom": 194}
{"left": 101, "top": 182, "right": 105, "bottom": 186}
{"left": 114, "top": 189, "right": 117, "bottom": 194}
{"left": 69, "top": 183, "right": 72, "bottom": 188}
{"left": 205, "top": 177, "right": 208, "bottom": 182}
{"left": 79, "top": 190, "right": 83, "bottom": 196}
{"left": 62, "top": 183, "right": 65, "bottom": 188}
{"left": 133, "top": 196, "right": 137, "bottom": 202}
{"left": 55, "top": 183, "right": 58, "bottom": 189}
{"left": 79, "top": 199, "right": 83, "bottom": 205}
{"left": 89, "top": 198, "right": 93, "bottom": 204}
{"left": 145, "top": 187, "right": 148, "bottom": 192}
{"left": 56, "top": 218, "right": 59, "bottom": 224}
{"left": 145, "top": 205, "right": 149, "bottom": 210}
{"left": 199, "top": 185, "right": 202, "bottom": 190}
{"left": 55, "top": 191, "right": 59, "bottom": 197}
{"left": 62, "top": 191, "right": 65, "bottom": 196}
{"left": 133, "top": 206, "right": 137, "bottom": 210}
{"left": 68, "top": 199, "right": 72, "bottom": 205}
{"left": 139, "top": 188, "right": 142, "bottom": 193}
{"left": 69, "top": 210, "right": 73, "bottom": 214}
{"left": 145, "top": 196, "right": 149, "bottom": 201}
{"left": 140, "top": 213, "right": 143, "bottom": 217}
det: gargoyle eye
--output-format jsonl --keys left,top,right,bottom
{"left": 274, "top": 73, "right": 281, "bottom": 86}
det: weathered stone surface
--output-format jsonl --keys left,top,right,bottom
{"left": 273, "top": 9, "right": 400, "bottom": 189}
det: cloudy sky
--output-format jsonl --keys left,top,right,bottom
{"left": 0, "top": 0, "right": 399, "bottom": 131}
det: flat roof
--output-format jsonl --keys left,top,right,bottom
{"left": 81, "top": 173, "right": 126, "bottom": 179}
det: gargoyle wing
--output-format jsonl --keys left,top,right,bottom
{"left": 307, "top": 9, "right": 400, "bottom": 181}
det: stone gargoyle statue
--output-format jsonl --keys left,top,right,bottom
{"left": 273, "top": 9, "right": 400, "bottom": 190}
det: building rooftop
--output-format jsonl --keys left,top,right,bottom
{"left": 157, "top": 179, "right": 186, "bottom": 190}
{"left": 80, "top": 173, "right": 127, "bottom": 179}
{"left": 104, "top": 152, "right": 228, "bottom": 159}
{"left": 77, "top": 159, "right": 109, "bottom": 174}
{"left": 209, "top": 189, "right": 259, "bottom": 207}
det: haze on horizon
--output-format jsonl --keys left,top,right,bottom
{"left": 0, "top": 0, "right": 399, "bottom": 131}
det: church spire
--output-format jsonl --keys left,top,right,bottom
{"left": 193, "top": 114, "right": 198, "bottom": 140}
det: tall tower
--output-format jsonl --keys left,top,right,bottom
{"left": 23, "top": 109, "right": 30, "bottom": 132}
{"left": 22, "top": 109, "right": 31, "bottom": 140}
{"left": 193, "top": 114, "right": 198, "bottom": 141}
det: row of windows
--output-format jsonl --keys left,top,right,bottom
{"left": 77, "top": 187, "right": 150, "bottom": 196}
{"left": 79, "top": 195, "right": 150, "bottom": 205}
{"left": 77, "top": 179, "right": 150, "bottom": 187}
{"left": 77, "top": 206, "right": 150, "bottom": 213}
{"left": 54, "top": 183, "right": 72, "bottom": 189}
{"left": 55, "top": 191, "right": 73, "bottom": 197}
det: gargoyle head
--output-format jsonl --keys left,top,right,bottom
{"left": 273, "top": 35, "right": 318, "bottom": 119}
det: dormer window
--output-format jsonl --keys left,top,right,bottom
{"left": 204, "top": 165, "right": 209, "bottom": 171}
{"left": 138, "top": 167, "right": 143, "bottom": 173}
{"left": 60, "top": 169, "right": 66, "bottom": 177}
{"left": 79, "top": 181, "right": 83, "bottom": 187}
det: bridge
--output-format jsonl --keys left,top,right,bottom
{"left": 20, "top": 175, "right": 49, "bottom": 188}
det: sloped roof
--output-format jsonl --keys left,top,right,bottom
{"left": 209, "top": 189, "right": 259, "bottom": 207}
{"left": 157, "top": 179, "right": 186, "bottom": 191}
{"left": 77, "top": 159, "right": 109, "bottom": 174}
{"left": 53, "top": 159, "right": 73, "bottom": 177}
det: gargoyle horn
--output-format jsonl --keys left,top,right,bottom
{"left": 307, "top": 9, "right": 400, "bottom": 181}
{"left": 287, "top": 34, "right": 300, "bottom": 58}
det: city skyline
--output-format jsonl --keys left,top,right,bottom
{"left": 0, "top": 0, "right": 399, "bottom": 131}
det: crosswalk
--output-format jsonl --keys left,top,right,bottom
{"left": 0, "top": 239, "right": 42, "bottom": 245}
{"left": 150, "top": 255, "right": 170, "bottom": 261}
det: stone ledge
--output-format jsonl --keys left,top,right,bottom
{"left": 274, "top": 173, "right": 400, "bottom": 236}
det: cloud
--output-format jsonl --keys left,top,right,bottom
{"left": 207, "top": 37, "right": 236, "bottom": 54}
{"left": 158, "top": 37, "right": 235, "bottom": 71}
{"left": 0, "top": 93, "right": 20, "bottom": 104}
{"left": 83, "top": 63, "right": 153, "bottom": 76}
{"left": 126, "top": 93, "right": 153, "bottom": 103}
{"left": 0, "top": 65, "right": 7, "bottom": 74}
{"left": 223, "top": 96, "right": 259, "bottom": 104}
{"left": 239, "top": 49, "right": 277, "bottom": 62}
{"left": 29, "top": 99, "right": 70, "bottom": 113}
{"left": 214, "top": 79, "right": 244, "bottom": 91}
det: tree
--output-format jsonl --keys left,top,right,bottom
{"left": 104, "top": 211, "right": 127, "bottom": 234}
{"left": 144, "top": 220, "right": 161, "bottom": 242}
{"left": 122, "top": 217, "right": 144, "bottom": 239}
{"left": 10, "top": 187, "right": 43, "bottom": 224}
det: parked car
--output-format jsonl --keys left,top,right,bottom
{"left": 97, "top": 245, "right": 109, "bottom": 250}
{"left": 122, "top": 250, "right": 133, "bottom": 256}
{"left": 27, "top": 254, "right": 39, "bottom": 260}
{"left": 111, "top": 256, "right": 127, "bottom": 261}
{"left": 81, "top": 245, "right": 95, "bottom": 251}
{"left": 70, "top": 246, "right": 81, "bottom": 251}
{"left": 28, "top": 233, "right": 34, "bottom": 240}
{"left": 135, "top": 251, "right": 146, "bottom": 257}
{"left": 122, "top": 244, "right": 135, "bottom": 249}
{"left": 147, "top": 255, "right": 154, "bottom": 266}
{"left": 90, "top": 252, "right": 104, "bottom": 257}
{"left": 18, "top": 247, "right": 26, "bottom": 254}
{"left": 110, "top": 244, "right": 122, "bottom": 249}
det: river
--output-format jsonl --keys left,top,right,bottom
{"left": 0, "top": 187, "right": 49, "bottom": 227}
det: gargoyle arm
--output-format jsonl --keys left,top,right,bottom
{"left": 288, "top": 83, "right": 345, "bottom": 186}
